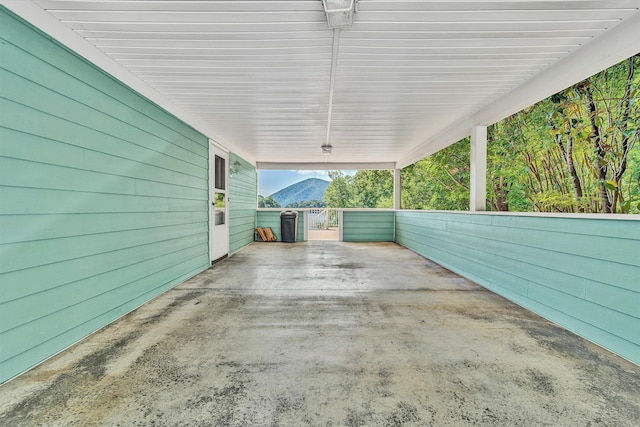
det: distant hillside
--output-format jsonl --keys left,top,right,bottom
{"left": 270, "top": 178, "right": 329, "bottom": 208}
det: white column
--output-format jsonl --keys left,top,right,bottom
{"left": 393, "top": 169, "right": 402, "bottom": 210}
{"left": 470, "top": 126, "right": 487, "bottom": 211}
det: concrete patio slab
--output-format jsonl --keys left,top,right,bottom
{"left": 1, "top": 242, "right": 638, "bottom": 426}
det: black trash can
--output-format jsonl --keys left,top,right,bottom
{"left": 280, "top": 211, "right": 298, "bottom": 243}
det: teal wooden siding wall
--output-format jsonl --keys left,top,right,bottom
{"left": 228, "top": 153, "right": 256, "bottom": 254}
{"left": 0, "top": 9, "right": 210, "bottom": 383}
{"left": 256, "top": 211, "right": 305, "bottom": 242}
{"left": 342, "top": 211, "right": 395, "bottom": 242}
{"left": 395, "top": 211, "right": 640, "bottom": 365}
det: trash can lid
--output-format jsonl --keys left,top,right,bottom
{"left": 280, "top": 210, "right": 297, "bottom": 216}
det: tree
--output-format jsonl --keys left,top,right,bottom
{"left": 401, "top": 138, "right": 470, "bottom": 210}
{"left": 400, "top": 55, "right": 640, "bottom": 214}
{"left": 323, "top": 171, "right": 355, "bottom": 208}
{"left": 286, "top": 200, "right": 326, "bottom": 208}
{"left": 352, "top": 170, "right": 393, "bottom": 208}
{"left": 323, "top": 170, "right": 394, "bottom": 208}
{"left": 257, "top": 195, "right": 280, "bottom": 208}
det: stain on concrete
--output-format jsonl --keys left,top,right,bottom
{"left": 385, "top": 401, "right": 420, "bottom": 426}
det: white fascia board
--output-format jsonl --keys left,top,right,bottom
{"left": 397, "top": 10, "right": 640, "bottom": 169}
{"left": 472, "top": 9, "right": 640, "bottom": 127}
{"left": 0, "top": 0, "right": 257, "bottom": 166}
{"left": 257, "top": 162, "right": 396, "bottom": 170}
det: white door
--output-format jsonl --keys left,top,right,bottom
{"left": 210, "top": 144, "right": 229, "bottom": 262}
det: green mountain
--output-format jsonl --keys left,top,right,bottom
{"left": 270, "top": 178, "right": 329, "bottom": 208}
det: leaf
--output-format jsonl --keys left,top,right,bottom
{"left": 620, "top": 200, "right": 630, "bottom": 214}
{"left": 604, "top": 180, "right": 618, "bottom": 191}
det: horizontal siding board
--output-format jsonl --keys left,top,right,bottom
{"left": 1, "top": 223, "right": 206, "bottom": 274}
{"left": 1, "top": 255, "right": 208, "bottom": 364}
{"left": 503, "top": 292, "right": 640, "bottom": 363}
{"left": 1, "top": 43, "right": 207, "bottom": 161}
{"left": 405, "top": 216, "right": 637, "bottom": 291}
{"left": 446, "top": 217, "right": 639, "bottom": 267}
{"left": 0, "top": 211, "right": 208, "bottom": 245}
{"left": 0, "top": 243, "right": 207, "bottom": 333}
{"left": 1, "top": 112, "right": 207, "bottom": 188}
{"left": 492, "top": 214, "right": 639, "bottom": 240}
{"left": 0, "top": 90, "right": 207, "bottom": 178}
{"left": 0, "top": 10, "right": 210, "bottom": 383}
{"left": 0, "top": 187, "right": 206, "bottom": 215}
{"left": 0, "top": 70, "right": 206, "bottom": 166}
{"left": 0, "top": 75, "right": 207, "bottom": 171}
{"left": 527, "top": 282, "right": 640, "bottom": 346}
{"left": 395, "top": 211, "right": 640, "bottom": 365}
{"left": 0, "top": 12, "right": 205, "bottom": 147}
{"left": 0, "top": 157, "right": 207, "bottom": 200}
{"left": 1, "top": 234, "right": 208, "bottom": 303}
{"left": 343, "top": 211, "right": 394, "bottom": 242}
{"left": 228, "top": 154, "right": 256, "bottom": 254}
{"left": 400, "top": 216, "right": 632, "bottom": 295}
{"left": 585, "top": 280, "right": 640, "bottom": 318}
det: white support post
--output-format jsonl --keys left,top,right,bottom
{"left": 393, "top": 169, "right": 402, "bottom": 210}
{"left": 470, "top": 126, "right": 487, "bottom": 211}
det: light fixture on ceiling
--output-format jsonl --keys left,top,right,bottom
{"left": 321, "top": 144, "right": 332, "bottom": 155}
{"left": 322, "top": 0, "right": 355, "bottom": 28}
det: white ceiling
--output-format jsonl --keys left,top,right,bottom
{"left": 6, "top": 0, "right": 640, "bottom": 167}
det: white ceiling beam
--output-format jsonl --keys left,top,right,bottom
{"left": 397, "top": 9, "right": 640, "bottom": 169}
{"left": 325, "top": 28, "right": 341, "bottom": 148}
{"left": 257, "top": 162, "right": 396, "bottom": 170}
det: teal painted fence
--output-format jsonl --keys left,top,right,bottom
{"left": 342, "top": 211, "right": 394, "bottom": 242}
{"left": 0, "top": 9, "right": 210, "bottom": 383}
{"left": 228, "top": 153, "right": 257, "bottom": 254}
{"left": 256, "top": 210, "right": 305, "bottom": 242}
{"left": 395, "top": 211, "right": 640, "bottom": 365}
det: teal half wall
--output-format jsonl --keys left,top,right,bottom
{"left": 0, "top": 9, "right": 210, "bottom": 383}
{"left": 342, "top": 210, "right": 394, "bottom": 242}
{"left": 228, "top": 153, "right": 257, "bottom": 254}
{"left": 395, "top": 211, "right": 640, "bottom": 365}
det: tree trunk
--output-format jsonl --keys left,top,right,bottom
{"left": 550, "top": 118, "right": 584, "bottom": 210}
{"left": 583, "top": 80, "right": 612, "bottom": 213}
{"left": 613, "top": 56, "right": 637, "bottom": 211}
{"left": 491, "top": 176, "right": 510, "bottom": 211}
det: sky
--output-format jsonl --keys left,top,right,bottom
{"left": 258, "top": 170, "right": 354, "bottom": 196}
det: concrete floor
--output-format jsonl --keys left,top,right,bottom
{"left": 307, "top": 229, "right": 339, "bottom": 241}
{"left": 1, "top": 242, "right": 639, "bottom": 426}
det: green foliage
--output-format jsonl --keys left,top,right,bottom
{"left": 401, "top": 138, "right": 470, "bottom": 210}
{"left": 323, "top": 171, "right": 355, "bottom": 208}
{"left": 323, "top": 170, "right": 393, "bottom": 208}
{"left": 352, "top": 170, "right": 394, "bottom": 208}
{"left": 400, "top": 54, "right": 640, "bottom": 214}
{"left": 214, "top": 192, "right": 225, "bottom": 208}
{"left": 286, "top": 199, "right": 326, "bottom": 208}
{"left": 257, "top": 195, "right": 280, "bottom": 208}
